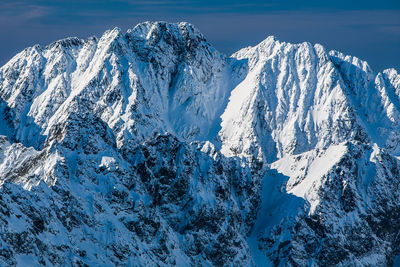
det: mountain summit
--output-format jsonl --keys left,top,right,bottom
{"left": 0, "top": 21, "right": 399, "bottom": 266}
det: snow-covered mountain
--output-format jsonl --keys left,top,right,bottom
{"left": 0, "top": 21, "right": 399, "bottom": 266}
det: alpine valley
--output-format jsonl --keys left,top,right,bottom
{"left": 0, "top": 21, "right": 399, "bottom": 266}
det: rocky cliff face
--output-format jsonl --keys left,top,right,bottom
{"left": 0, "top": 21, "right": 399, "bottom": 266}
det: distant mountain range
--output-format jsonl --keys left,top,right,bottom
{"left": 0, "top": 21, "right": 399, "bottom": 266}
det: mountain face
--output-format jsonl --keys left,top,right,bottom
{"left": 0, "top": 21, "right": 399, "bottom": 266}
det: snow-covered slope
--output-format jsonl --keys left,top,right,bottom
{"left": 0, "top": 22, "right": 238, "bottom": 150}
{"left": 0, "top": 21, "right": 399, "bottom": 266}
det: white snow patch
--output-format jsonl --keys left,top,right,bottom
{"left": 289, "top": 143, "right": 347, "bottom": 198}
{"left": 100, "top": 156, "right": 118, "bottom": 171}
{"left": 271, "top": 143, "right": 347, "bottom": 213}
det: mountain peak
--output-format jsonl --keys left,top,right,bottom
{"left": 45, "top": 37, "right": 83, "bottom": 50}
{"left": 129, "top": 21, "right": 204, "bottom": 39}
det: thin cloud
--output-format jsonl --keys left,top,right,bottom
{"left": 0, "top": 1, "right": 52, "bottom": 22}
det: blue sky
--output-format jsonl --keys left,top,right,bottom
{"left": 0, "top": 0, "right": 399, "bottom": 71}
